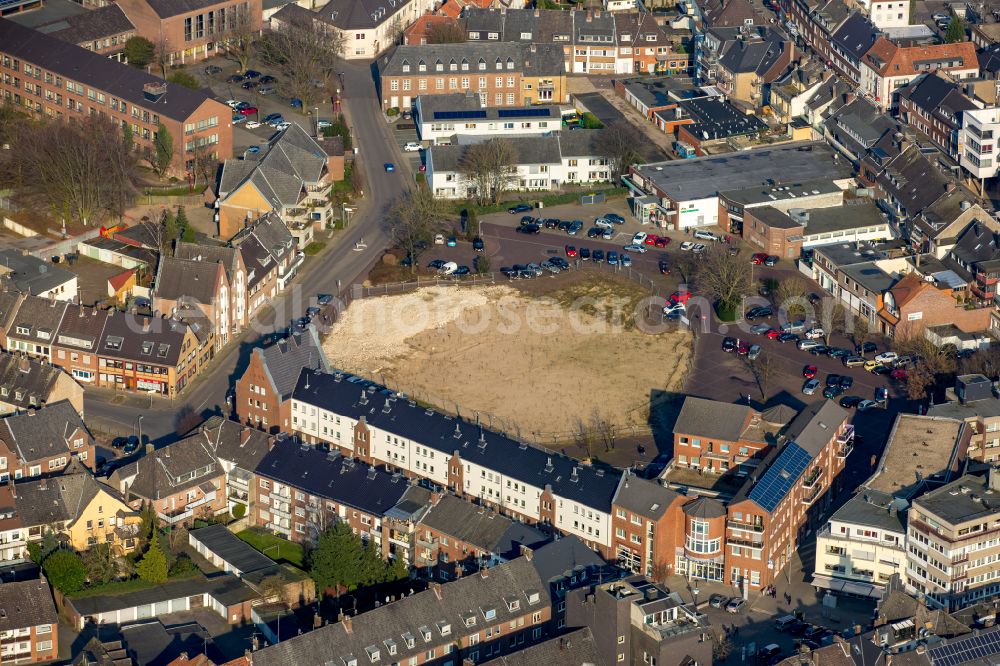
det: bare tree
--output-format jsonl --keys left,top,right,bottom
{"left": 774, "top": 277, "right": 812, "bottom": 321}
{"left": 820, "top": 300, "right": 847, "bottom": 345}
{"left": 2, "top": 115, "right": 137, "bottom": 225}
{"left": 591, "top": 408, "right": 617, "bottom": 451}
{"left": 426, "top": 20, "right": 467, "bottom": 43}
{"left": 350, "top": 155, "right": 367, "bottom": 195}
{"left": 851, "top": 314, "right": 872, "bottom": 351}
{"left": 224, "top": 5, "right": 258, "bottom": 73}
{"left": 572, "top": 416, "right": 595, "bottom": 460}
{"left": 260, "top": 13, "right": 344, "bottom": 108}
{"left": 384, "top": 13, "right": 406, "bottom": 46}
{"left": 595, "top": 121, "right": 643, "bottom": 184}
{"left": 693, "top": 243, "right": 752, "bottom": 319}
{"left": 746, "top": 350, "right": 777, "bottom": 402}
{"left": 189, "top": 144, "right": 218, "bottom": 190}
{"left": 388, "top": 187, "right": 451, "bottom": 269}
{"left": 153, "top": 32, "right": 172, "bottom": 79}
{"left": 894, "top": 337, "right": 957, "bottom": 400}
{"left": 458, "top": 138, "right": 519, "bottom": 206}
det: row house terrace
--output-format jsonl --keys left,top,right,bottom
{"left": 0, "top": 400, "right": 94, "bottom": 480}
{"left": 290, "top": 368, "right": 623, "bottom": 557}
{"left": 0, "top": 18, "right": 232, "bottom": 176}
{"left": 252, "top": 439, "right": 431, "bottom": 553}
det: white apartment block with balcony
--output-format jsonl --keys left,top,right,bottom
{"left": 814, "top": 489, "right": 908, "bottom": 598}
{"left": 960, "top": 106, "right": 1000, "bottom": 181}
{"left": 905, "top": 470, "right": 1000, "bottom": 610}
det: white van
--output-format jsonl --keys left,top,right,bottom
{"left": 438, "top": 261, "right": 458, "bottom": 275}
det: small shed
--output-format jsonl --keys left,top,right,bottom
{"left": 107, "top": 268, "right": 137, "bottom": 304}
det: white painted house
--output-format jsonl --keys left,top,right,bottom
{"left": 413, "top": 93, "right": 563, "bottom": 145}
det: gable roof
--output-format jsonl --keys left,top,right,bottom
{"left": 294, "top": 369, "right": 623, "bottom": 513}
{"left": 195, "top": 415, "right": 273, "bottom": 471}
{"left": 673, "top": 396, "right": 753, "bottom": 442}
{"left": 0, "top": 579, "right": 57, "bottom": 632}
{"left": 785, "top": 399, "right": 849, "bottom": 457}
{"left": 0, "top": 400, "right": 88, "bottom": 466}
{"left": 419, "top": 495, "right": 548, "bottom": 557}
{"left": 527, "top": 535, "right": 608, "bottom": 586}
{"left": 98, "top": 311, "right": 192, "bottom": 366}
{"left": 37, "top": 4, "right": 134, "bottom": 44}
{"left": 830, "top": 12, "right": 879, "bottom": 63}
{"left": 251, "top": 557, "right": 547, "bottom": 666}
{"left": 0, "top": 18, "right": 220, "bottom": 123}
{"left": 112, "top": 435, "right": 219, "bottom": 501}
{"left": 0, "top": 249, "right": 76, "bottom": 296}
{"left": 481, "top": 627, "right": 602, "bottom": 666}
{"left": 252, "top": 326, "right": 329, "bottom": 400}
{"left": 174, "top": 242, "right": 241, "bottom": 282}
{"left": 154, "top": 256, "right": 224, "bottom": 306}
{"left": 899, "top": 72, "right": 976, "bottom": 125}
{"left": 7, "top": 295, "right": 68, "bottom": 345}
{"left": 863, "top": 38, "right": 978, "bottom": 78}
{"left": 0, "top": 352, "right": 75, "bottom": 412}
{"left": 612, "top": 470, "right": 679, "bottom": 520}
{"left": 14, "top": 469, "right": 116, "bottom": 529}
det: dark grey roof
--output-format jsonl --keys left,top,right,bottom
{"left": 38, "top": 4, "right": 134, "bottom": 45}
{"left": 824, "top": 97, "right": 896, "bottom": 156}
{"left": 673, "top": 396, "right": 753, "bottom": 442}
{"left": 678, "top": 97, "right": 768, "bottom": 141}
{"left": 634, "top": 142, "right": 850, "bottom": 201}
{"left": 430, "top": 136, "right": 562, "bottom": 172}
{"left": 0, "top": 352, "right": 72, "bottom": 411}
{"left": 829, "top": 489, "right": 907, "bottom": 533}
{"left": 839, "top": 262, "right": 895, "bottom": 294}
{"left": 255, "top": 441, "right": 416, "bottom": 516}
{"left": 720, "top": 178, "right": 841, "bottom": 206}
{"left": 174, "top": 242, "right": 240, "bottom": 283}
{"left": 913, "top": 473, "right": 999, "bottom": 526}
{"left": 68, "top": 574, "right": 256, "bottom": 615}
{"left": 0, "top": 400, "right": 89, "bottom": 467}
{"left": 381, "top": 42, "right": 563, "bottom": 79}
{"left": 294, "top": 369, "right": 623, "bottom": 513}
{"left": 801, "top": 201, "right": 888, "bottom": 236}
{"left": 14, "top": 470, "right": 103, "bottom": 529}
{"left": 718, "top": 36, "right": 784, "bottom": 75}
{"left": 189, "top": 523, "right": 276, "bottom": 574}
{"left": 0, "top": 18, "right": 220, "bottom": 123}
{"left": 0, "top": 579, "right": 57, "bottom": 631}
{"left": 7, "top": 294, "right": 67, "bottom": 346}
{"left": 120, "top": 620, "right": 223, "bottom": 666}
{"left": 153, "top": 256, "right": 222, "bottom": 306}
{"left": 0, "top": 249, "right": 76, "bottom": 296}
{"left": 481, "top": 627, "right": 603, "bottom": 666}
{"left": 876, "top": 146, "right": 955, "bottom": 217}
{"left": 254, "top": 326, "right": 329, "bottom": 400}
{"left": 682, "top": 496, "right": 726, "bottom": 519}
{"left": 229, "top": 212, "right": 296, "bottom": 283}
{"left": 55, "top": 304, "right": 110, "bottom": 353}
{"left": 112, "top": 434, "right": 218, "bottom": 502}
{"left": 830, "top": 12, "right": 879, "bottom": 62}
{"left": 612, "top": 471, "right": 678, "bottom": 520}
{"left": 143, "top": 0, "right": 232, "bottom": 18}
{"left": 415, "top": 93, "right": 561, "bottom": 123}
{"left": 419, "top": 495, "right": 548, "bottom": 557}
{"left": 899, "top": 72, "right": 976, "bottom": 126}
{"left": 528, "top": 535, "right": 607, "bottom": 585}
{"left": 785, "top": 399, "right": 849, "bottom": 457}
{"left": 557, "top": 129, "right": 606, "bottom": 158}
{"left": 0, "top": 291, "right": 23, "bottom": 335}
{"left": 196, "top": 415, "right": 273, "bottom": 472}
{"left": 251, "top": 557, "right": 547, "bottom": 666}
{"left": 750, "top": 206, "right": 800, "bottom": 229}
{"left": 98, "top": 311, "right": 192, "bottom": 366}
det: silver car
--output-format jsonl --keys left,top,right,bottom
{"left": 802, "top": 378, "right": 820, "bottom": 395}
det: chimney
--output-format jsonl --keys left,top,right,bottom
{"left": 39, "top": 478, "right": 47, "bottom": 491}
{"left": 586, "top": 9, "right": 592, "bottom": 21}
{"left": 145, "top": 442, "right": 154, "bottom": 455}
{"left": 17, "top": 357, "right": 30, "bottom": 374}
{"left": 429, "top": 581, "right": 443, "bottom": 600}
{"left": 241, "top": 428, "right": 253, "bottom": 446}
{"left": 520, "top": 545, "right": 533, "bottom": 561}
{"left": 480, "top": 566, "right": 489, "bottom": 579}
{"left": 343, "top": 615, "right": 353, "bottom": 634}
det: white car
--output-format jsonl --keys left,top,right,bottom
{"left": 622, "top": 244, "right": 647, "bottom": 254}
{"left": 245, "top": 120, "right": 262, "bottom": 129}
{"left": 316, "top": 120, "right": 333, "bottom": 129}
{"left": 663, "top": 302, "right": 686, "bottom": 315}
{"left": 594, "top": 218, "right": 614, "bottom": 230}
{"left": 403, "top": 142, "right": 422, "bottom": 152}
{"left": 224, "top": 99, "right": 240, "bottom": 108}
{"left": 692, "top": 243, "right": 707, "bottom": 253}
{"left": 805, "top": 327, "right": 825, "bottom": 340}
{"left": 797, "top": 339, "right": 820, "bottom": 351}
{"left": 632, "top": 231, "right": 648, "bottom": 245}
{"left": 694, "top": 230, "right": 719, "bottom": 241}
{"left": 275, "top": 122, "right": 291, "bottom": 130}
{"left": 438, "top": 261, "right": 458, "bottom": 275}
{"left": 858, "top": 399, "right": 879, "bottom": 411}
{"left": 680, "top": 241, "right": 694, "bottom": 251}
{"left": 875, "top": 351, "right": 898, "bottom": 364}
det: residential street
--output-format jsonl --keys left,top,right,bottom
{"left": 83, "top": 60, "right": 407, "bottom": 442}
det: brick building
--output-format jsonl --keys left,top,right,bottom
{"left": 52, "top": 304, "right": 110, "bottom": 387}
{"left": 235, "top": 326, "right": 328, "bottom": 433}
{"left": 0, "top": 400, "right": 95, "bottom": 480}
{"left": 0, "top": 579, "right": 58, "bottom": 663}
{"left": 609, "top": 470, "right": 686, "bottom": 578}
{"left": 878, "top": 272, "right": 990, "bottom": 339}
{"left": 115, "top": 0, "right": 262, "bottom": 65}
{"left": 0, "top": 18, "right": 232, "bottom": 176}
{"left": 33, "top": 5, "right": 137, "bottom": 59}
{"left": 743, "top": 206, "right": 807, "bottom": 261}
{"left": 672, "top": 396, "right": 780, "bottom": 476}
{"left": 898, "top": 72, "right": 977, "bottom": 160}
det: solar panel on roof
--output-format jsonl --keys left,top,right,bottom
{"left": 497, "top": 107, "right": 552, "bottom": 118}
{"left": 433, "top": 110, "right": 488, "bottom": 120}
{"left": 929, "top": 628, "right": 1000, "bottom": 666}
{"left": 747, "top": 443, "right": 812, "bottom": 512}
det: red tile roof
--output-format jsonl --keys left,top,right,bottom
{"left": 107, "top": 268, "right": 137, "bottom": 292}
{"left": 863, "top": 37, "right": 978, "bottom": 78}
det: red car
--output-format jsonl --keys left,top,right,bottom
{"left": 239, "top": 106, "right": 258, "bottom": 115}
{"left": 655, "top": 237, "right": 669, "bottom": 248}
{"left": 644, "top": 234, "right": 658, "bottom": 245}
{"left": 565, "top": 244, "right": 577, "bottom": 257}
{"left": 669, "top": 290, "right": 691, "bottom": 305}
{"left": 803, "top": 365, "right": 818, "bottom": 379}
{"left": 738, "top": 341, "right": 751, "bottom": 355}
{"left": 765, "top": 328, "right": 781, "bottom": 339}
{"left": 751, "top": 252, "right": 768, "bottom": 265}
{"left": 890, "top": 368, "right": 908, "bottom": 380}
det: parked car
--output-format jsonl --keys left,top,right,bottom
{"left": 111, "top": 436, "right": 128, "bottom": 449}
{"left": 238, "top": 105, "right": 257, "bottom": 115}
{"left": 587, "top": 227, "right": 602, "bottom": 238}
{"left": 746, "top": 306, "right": 773, "bottom": 320}
{"left": 858, "top": 399, "right": 879, "bottom": 411}
{"left": 694, "top": 229, "right": 718, "bottom": 241}
{"left": 726, "top": 598, "right": 746, "bottom": 613}
{"left": 226, "top": 74, "right": 245, "bottom": 83}
{"left": 722, "top": 337, "right": 737, "bottom": 352}
{"left": 840, "top": 395, "right": 863, "bottom": 408}
{"left": 384, "top": 162, "right": 395, "bottom": 172}
{"left": 875, "top": 387, "right": 889, "bottom": 402}
{"left": 875, "top": 351, "right": 899, "bottom": 364}
{"left": 778, "top": 332, "right": 800, "bottom": 343}
{"left": 747, "top": 344, "right": 761, "bottom": 360}
{"left": 632, "top": 231, "right": 648, "bottom": 245}
{"left": 592, "top": 249, "right": 605, "bottom": 262}
{"left": 231, "top": 114, "right": 246, "bottom": 124}
{"left": 245, "top": 120, "right": 262, "bottom": 129}
{"left": 516, "top": 223, "right": 540, "bottom": 234}
{"left": 205, "top": 65, "right": 223, "bottom": 75}
{"left": 509, "top": 203, "right": 533, "bottom": 214}
{"left": 823, "top": 384, "right": 845, "bottom": 399}
{"left": 843, "top": 356, "right": 866, "bottom": 367}
{"left": 594, "top": 217, "right": 614, "bottom": 230}
{"left": 473, "top": 237, "right": 484, "bottom": 252}
{"left": 122, "top": 437, "right": 141, "bottom": 455}
{"left": 751, "top": 324, "right": 772, "bottom": 335}
{"left": 620, "top": 253, "right": 632, "bottom": 267}
{"left": 765, "top": 328, "right": 781, "bottom": 339}
{"left": 658, "top": 260, "right": 671, "bottom": 275}
{"left": 802, "top": 378, "right": 820, "bottom": 395}
{"left": 579, "top": 248, "right": 591, "bottom": 260}
{"left": 765, "top": 255, "right": 778, "bottom": 266}
{"left": 604, "top": 213, "right": 625, "bottom": 224}
{"left": 798, "top": 339, "right": 820, "bottom": 351}
{"left": 260, "top": 75, "right": 276, "bottom": 84}
{"left": 803, "top": 365, "right": 818, "bottom": 379}
{"left": 565, "top": 245, "right": 577, "bottom": 257}
{"left": 550, "top": 257, "right": 570, "bottom": 270}
{"left": 856, "top": 341, "right": 877, "bottom": 355}
{"left": 809, "top": 345, "right": 830, "bottom": 356}
{"left": 839, "top": 376, "right": 854, "bottom": 389}
{"left": 644, "top": 234, "right": 659, "bottom": 245}
{"left": 709, "top": 594, "right": 729, "bottom": 608}
{"left": 241, "top": 80, "right": 259, "bottom": 89}
{"left": 446, "top": 236, "right": 457, "bottom": 247}
{"left": 607, "top": 251, "right": 618, "bottom": 265}
{"left": 680, "top": 241, "right": 694, "bottom": 251}
{"left": 780, "top": 320, "right": 807, "bottom": 334}
{"left": 805, "top": 327, "right": 825, "bottom": 340}
{"left": 692, "top": 243, "right": 707, "bottom": 253}
{"left": 258, "top": 86, "right": 276, "bottom": 95}
{"left": 403, "top": 142, "right": 422, "bottom": 152}
{"left": 751, "top": 252, "right": 768, "bottom": 265}
{"left": 623, "top": 244, "right": 646, "bottom": 254}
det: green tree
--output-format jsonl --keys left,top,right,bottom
{"left": 308, "top": 522, "right": 366, "bottom": 593}
{"left": 385, "top": 556, "right": 410, "bottom": 583}
{"left": 43, "top": 550, "right": 86, "bottom": 594}
{"left": 152, "top": 122, "right": 174, "bottom": 177}
{"left": 162, "top": 209, "right": 178, "bottom": 248}
{"left": 945, "top": 12, "right": 965, "bottom": 42}
{"left": 175, "top": 206, "right": 196, "bottom": 242}
{"left": 27, "top": 530, "right": 60, "bottom": 566}
{"left": 580, "top": 112, "right": 604, "bottom": 129}
{"left": 82, "top": 544, "right": 119, "bottom": 585}
{"left": 464, "top": 208, "right": 479, "bottom": 241}
{"left": 122, "top": 122, "right": 134, "bottom": 152}
{"left": 135, "top": 537, "right": 169, "bottom": 584}
{"left": 123, "top": 36, "right": 155, "bottom": 68}
{"left": 167, "top": 70, "right": 202, "bottom": 90}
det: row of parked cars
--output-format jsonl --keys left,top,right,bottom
{"left": 564, "top": 245, "right": 631, "bottom": 266}
{"left": 499, "top": 257, "right": 571, "bottom": 278}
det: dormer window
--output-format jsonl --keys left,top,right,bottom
{"left": 506, "top": 57, "right": 514, "bottom": 70}
{"left": 469, "top": 31, "right": 480, "bottom": 40}
{"left": 365, "top": 646, "right": 379, "bottom": 663}
{"left": 141, "top": 341, "right": 154, "bottom": 355}
{"left": 505, "top": 598, "right": 520, "bottom": 612}
{"left": 463, "top": 614, "right": 476, "bottom": 627}
{"left": 418, "top": 60, "right": 426, "bottom": 72}
{"left": 527, "top": 591, "right": 540, "bottom": 604}
{"left": 449, "top": 59, "right": 457, "bottom": 71}
{"left": 157, "top": 344, "right": 170, "bottom": 358}
{"left": 435, "top": 60, "right": 443, "bottom": 71}
{"left": 482, "top": 607, "right": 496, "bottom": 621}
{"left": 495, "top": 57, "right": 502, "bottom": 70}
{"left": 437, "top": 621, "right": 451, "bottom": 636}
{"left": 105, "top": 336, "right": 123, "bottom": 350}
{"left": 384, "top": 639, "right": 397, "bottom": 656}
{"left": 402, "top": 633, "right": 415, "bottom": 649}
{"left": 646, "top": 34, "right": 656, "bottom": 41}
{"left": 401, "top": 60, "right": 410, "bottom": 73}
{"left": 478, "top": 58, "right": 486, "bottom": 70}
{"left": 15, "top": 326, "right": 29, "bottom": 336}
{"left": 420, "top": 626, "right": 432, "bottom": 642}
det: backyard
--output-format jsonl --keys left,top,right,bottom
{"left": 236, "top": 528, "right": 305, "bottom": 568}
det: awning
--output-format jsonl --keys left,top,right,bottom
{"left": 810, "top": 574, "right": 883, "bottom": 599}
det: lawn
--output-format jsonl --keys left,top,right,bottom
{"left": 236, "top": 528, "right": 305, "bottom": 568}
{"left": 303, "top": 241, "right": 327, "bottom": 256}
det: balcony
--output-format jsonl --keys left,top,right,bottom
{"left": 727, "top": 535, "right": 764, "bottom": 548}
{"left": 727, "top": 521, "right": 764, "bottom": 533}
{"left": 417, "top": 535, "right": 438, "bottom": 549}
{"left": 802, "top": 468, "right": 821, "bottom": 489}
{"left": 802, "top": 482, "right": 823, "bottom": 506}
{"left": 837, "top": 442, "right": 853, "bottom": 459}
{"left": 976, "top": 271, "right": 1000, "bottom": 286}
{"left": 836, "top": 424, "right": 854, "bottom": 446}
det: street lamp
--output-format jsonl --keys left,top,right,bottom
{"left": 692, "top": 585, "right": 700, "bottom": 607}
{"left": 137, "top": 415, "right": 144, "bottom": 450}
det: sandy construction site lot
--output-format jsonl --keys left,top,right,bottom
{"left": 322, "top": 276, "right": 693, "bottom": 438}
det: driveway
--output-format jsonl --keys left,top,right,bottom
{"left": 574, "top": 92, "right": 666, "bottom": 162}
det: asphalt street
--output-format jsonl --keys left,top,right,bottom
{"left": 84, "top": 60, "right": 408, "bottom": 442}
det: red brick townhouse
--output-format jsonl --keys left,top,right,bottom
{"left": 0, "top": 18, "right": 232, "bottom": 176}
{"left": 0, "top": 579, "right": 58, "bottom": 663}
{"left": 0, "top": 400, "right": 95, "bottom": 481}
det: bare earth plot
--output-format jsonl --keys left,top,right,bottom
{"left": 322, "top": 275, "right": 693, "bottom": 440}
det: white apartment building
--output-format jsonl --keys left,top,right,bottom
{"left": 960, "top": 106, "right": 1000, "bottom": 181}
{"left": 290, "top": 369, "right": 622, "bottom": 556}
{"left": 905, "top": 470, "right": 1000, "bottom": 610}
{"left": 413, "top": 94, "right": 563, "bottom": 145}
{"left": 868, "top": 0, "right": 909, "bottom": 28}
{"left": 814, "top": 489, "right": 908, "bottom": 598}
